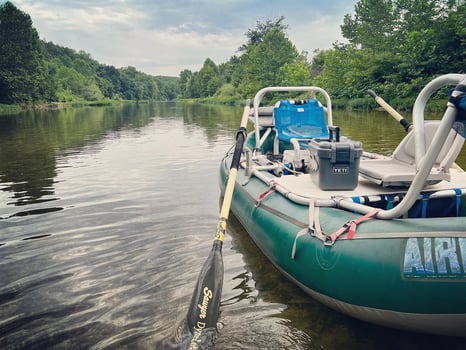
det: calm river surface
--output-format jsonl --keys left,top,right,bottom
{"left": 0, "top": 102, "right": 465, "bottom": 349}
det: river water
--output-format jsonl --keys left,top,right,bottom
{"left": 0, "top": 102, "right": 465, "bottom": 349}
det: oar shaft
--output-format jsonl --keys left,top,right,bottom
{"left": 368, "top": 89, "right": 413, "bottom": 131}
{"left": 216, "top": 102, "right": 251, "bottom": 242}
{"left": 368, "top": 89, "right": 463, "bottom": 172}
{"left": 219, "top": 168, "right": 237, "bottom": 220}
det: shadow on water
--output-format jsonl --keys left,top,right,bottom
{"left": 1, "top": 207, "right": 63, "bottom": 220}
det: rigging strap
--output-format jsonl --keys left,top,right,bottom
{"left": 255, "top": 181, "right": 277, "bottom": 207}
{"left": 291, "top": 199, "right": 325, "bottom": 259}
{"left": 326, "top": 209, "right": 381, "bottom": 246}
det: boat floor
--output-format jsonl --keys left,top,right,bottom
{"left": 269, "top": 169, "right": 466, "bottom": 200}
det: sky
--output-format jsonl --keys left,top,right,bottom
{"left": 9, "top": 0, "right": 358, "bottom": 77}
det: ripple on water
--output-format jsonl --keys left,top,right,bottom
{"left": 2, "top": 105, "right": 466, "bottom": 349}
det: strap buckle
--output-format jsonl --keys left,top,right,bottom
{"left": 326, "top": 209, "right": 381, "bottom": 246}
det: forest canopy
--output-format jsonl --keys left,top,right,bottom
{"left": 0, "top": 1, "right": 178, "bottom": 104}
{"left": 180, "top": 1, "right": 465, "bottom": 108}
{"left": 1, "top": 0, "right": 465, "bottom": 108}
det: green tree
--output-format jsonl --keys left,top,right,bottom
{"left": 179, "top": 69, "right": 193, "bottom": 98}
{"left": 429, "top": 1, "right": 466, "bottom": 74}
{"left": 225, "top": 55, "right": 246, "bottom": 90}
{"left": 0, "top": 1, "right": 45, "bottom": 103}
{"left": 239, "top": 16, "right": 288, "bottom": 53}
{"left": 96, "top": 64, "right": 122, "bottom": 98}
{"left": 0, "top": 4, "right": 178, "bottom": 104}
{"left": 193, "top": 58, "right": 221, "bottom": 98}
{"left": 158, "top": 77, "right": 178, "bottom": 100}
{"left": 309, "top": 50, "right": 327, "bottom": 79}
{"left": 341, "top": 0, "right": 395, "bottom": 50}
{"left": 55, "top": 65, "right": 86, "bottom": 98}
{"left": 276, "top": 56, "right": 312, "bottom": 86}
{"left": 38, "top": 59, "right": 58, "bottom": 101}
{"left": 323, "top": 0, "right": 465, "bottom": 103}
{"left": 73, "top": 51, "right": 99, "bottom": 77}
{"left": 243, "top": 28, "right": 299, "bottom": 96}
{"left": 392, "top": 0, "right": 448, "bottom": 37}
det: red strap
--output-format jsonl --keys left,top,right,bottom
{"left": 329, "top": 209, "right": 380, "bottom": 244}
{"left": 257, "top": 182, "right": 277, "bottom": 203}
{"left": 347, "top": 209, "right": 380, "bottom": 238}
{"left": 328, "top": 225, "right": 349, "bottom": 244}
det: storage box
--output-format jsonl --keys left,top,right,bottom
{"left": 309, "top": 138, "right": 362, "bottom": 190}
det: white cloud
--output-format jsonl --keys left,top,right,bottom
{"left": 16, "top": 1, "right": 146, "bottom": 31}
{"left": 10, "top": 0, "right": 357, "bottom": 76}
{"left": 290, "top": 15, "right": 348, "bottom": 55}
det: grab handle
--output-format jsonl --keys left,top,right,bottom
{"left": 328, "top": 126, "right": 340, "bottom": 142}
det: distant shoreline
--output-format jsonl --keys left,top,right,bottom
{"left": 1, "top": 96, "right": 450, "bottom": 117}
{"left": 0, "top": 99, "right": 156, "bottom": 115}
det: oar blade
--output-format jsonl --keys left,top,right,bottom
{"left": 165, "top": 101, "right": 250, "bottom": 349}
{"left": 173, "top": 240, "right": 224, "bottom": 349}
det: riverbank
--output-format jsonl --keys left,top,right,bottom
{"left": 0, "top": 99, "right": 155, "bottom": 116}
{"left": 0, "top": 104, "right": 22, "bottom": 115}
{"left": 2, "top": 93, "right": 449, "bottom": 117}
{"left": 190, "top": 94, "right": 448, "bottom": 112}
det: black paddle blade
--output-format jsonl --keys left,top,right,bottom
{"left": 169, "top": 240, "right": 224, "bottom": 350}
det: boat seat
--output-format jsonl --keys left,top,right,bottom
{"left": 273, "top": 99, "right": 329, "bottom": 154}
{"left": 359, "top": 121, "right": 465, "bottom": 187}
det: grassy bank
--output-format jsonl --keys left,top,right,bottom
{"left": 2, "top": 94, "right": 449, "bottom": 117}
{"left": 0, "top": 104, "right": 22, "bottom": 115}
{"left": 0, "top": 98, "right": 157, "bottom": 116}
{"left": 190, "top": 94, "right": 450, "bottom": 113}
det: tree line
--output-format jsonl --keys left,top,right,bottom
{"left": 179, "top": 0, "right": 465, "bottom": 109}
{"left": 0, "top": 1, "right": 178, "bottom": 105}
{"left": 1, "top": 0, "right": 465, "bottom": 108}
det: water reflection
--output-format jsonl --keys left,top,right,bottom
{"left": 0, "top": 103, "right": 236, "bottom": 349}
{"left": 0, "top": 102, "right": 465, "bottom": 349}
{"left": 1, "top": 103, "right": 464, "bottom": 210}
{"left": 0, "top": 103, "right": 239, "bottom": 210}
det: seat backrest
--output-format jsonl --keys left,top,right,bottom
{"left": 273, "top": 99, "right": 329, "bottom": 142}
{"left": 393, "top": 121, "right": 464, "bottom": 170}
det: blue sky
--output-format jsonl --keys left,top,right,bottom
{"left": 10, "top": 0, "right": 358, "bottom": 76}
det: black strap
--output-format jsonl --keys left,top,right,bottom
{"left": 451, "top": 86, "right": 466, "bottom": 135}
{"left": 449, "top": 84, "right": 466, "bottom": 122}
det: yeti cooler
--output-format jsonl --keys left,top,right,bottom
{"left": 309, "top": 137, "right": 362, "bottom": 190}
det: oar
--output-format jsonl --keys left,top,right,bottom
{"left": 175, "top": 101, "right": 251, "bottom": 350}
{"left": 368, "top": 89, "right": 463, "bottom": 171}
{"left": 367, "top": 89, "right": 413, "bottom": 132}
